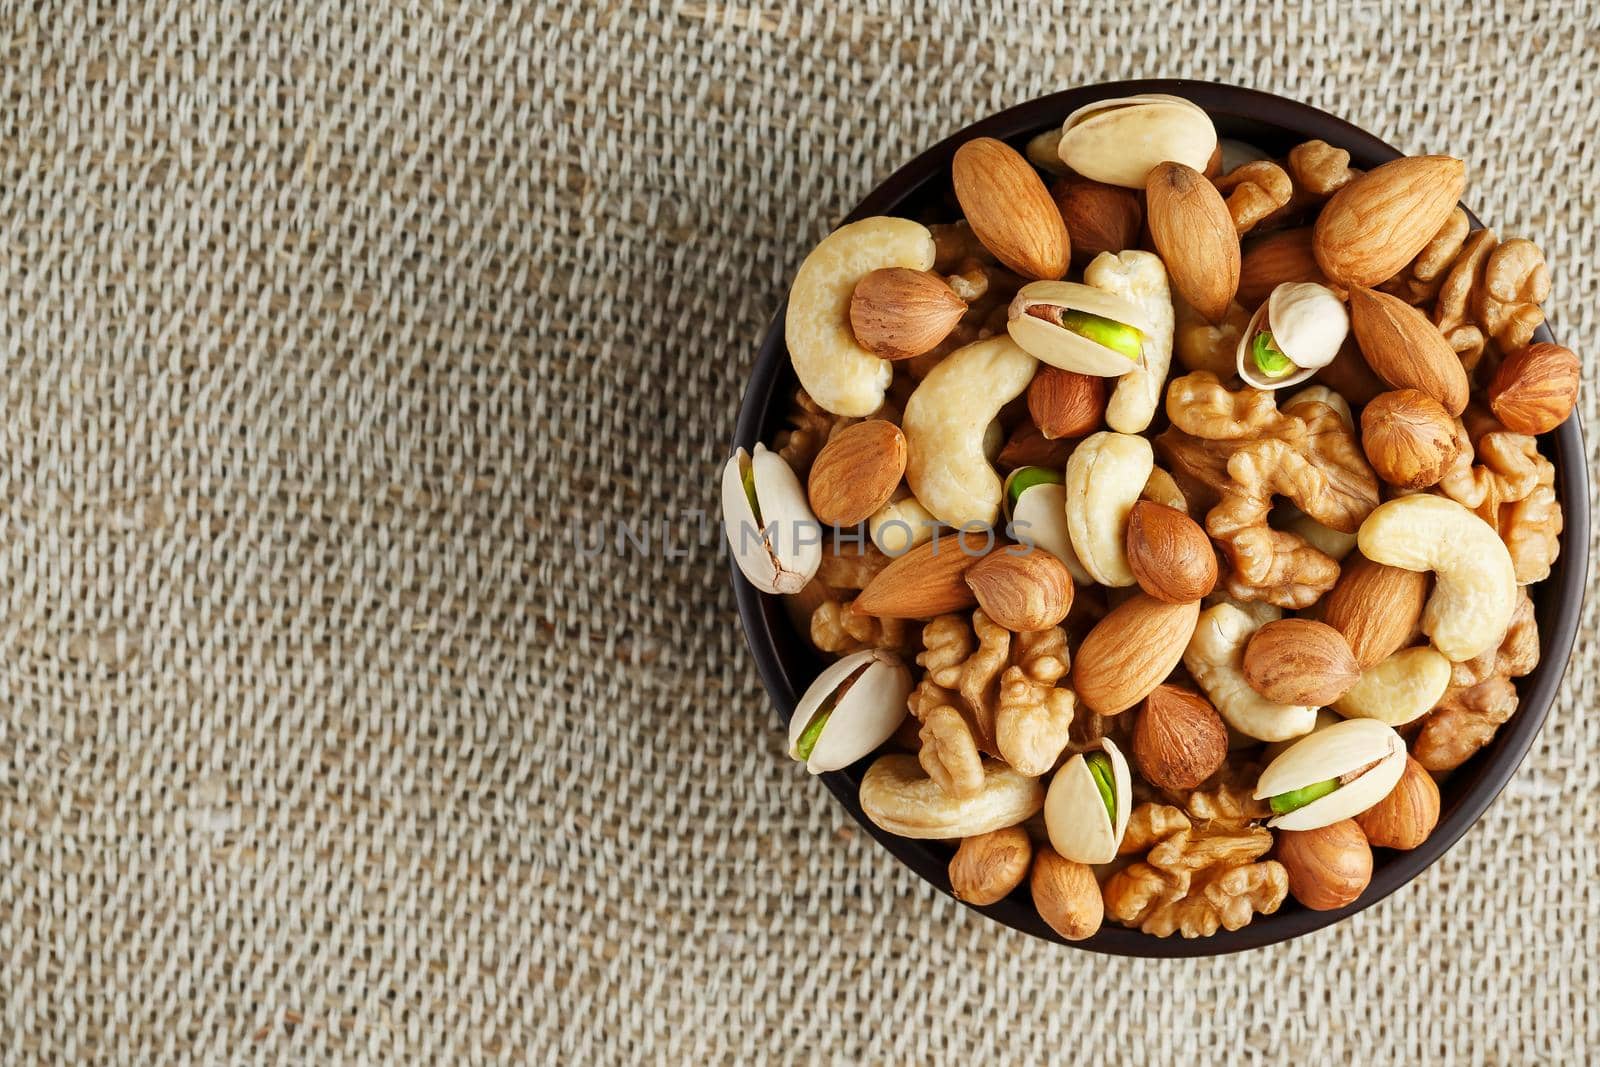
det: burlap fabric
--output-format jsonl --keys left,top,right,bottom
{"left": 1, "top": 3, "right": 1595, "bottom": 1062}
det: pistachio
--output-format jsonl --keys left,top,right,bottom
{"left": 1254, "top": 718, "right": 1407, "bottom": 830}
{"left": 1007, "top": 280, "right": 1152, "bottom": 377}
{"left": 1005, "top": 465, "right": 1064, "bottom": 511}
{"left": 721, "top": 444, "right": 822, "bottom": 594}
{"left": 1006, "top": 475, "right": 1093, "bottom": 586}
{"left": 1235, "top": 282, "right": 1350, "bottom": 390}
{"left": 787, "top": 649, "right": 912, "bottom": 774}
{"left": 1056, "top": 94, "right": 1218, "bottom": 189}
{"left": 1043, "top": 738, "right": 1132, "bottom": 864}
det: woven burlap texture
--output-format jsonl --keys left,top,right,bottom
{"left": 1, "top": 2, "right": 1596, "bottom": 1063}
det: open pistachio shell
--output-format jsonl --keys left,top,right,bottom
{"left": 1254, "top": 718, "right": 1406, "bottom": 830}
{"left": 1044, "top": 738, "right": 1132, "bottom": 864}
{"left": 1008, "top": 479, "right": 1094, "bottom": 586}
{"left": 788, "top": 649, "right": 912, "bottom": 774}
{"left": 1237, "top": 282, "right": 1350, "bottom": 390}
{"left": 1008, "top": 281, "right": 1153, "bottom": 377}
{"left": 1057, "top": 94, "right": 1218, "bottom": 189}
{"left": 721, "top": 444, "right": 822, "bottom": 594}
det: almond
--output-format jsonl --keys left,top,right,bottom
{"left": 1359, "top": 389, "right": 1461, "bottom": 489}
{"left": 1321, "top": 555, "right": 1429, "bottom": 670}
{"left": 806, "top": 420, "right": 907, "bottom": 526}
{"left": 1312, "top": 155, "right": 1466, "bottom": 289}
{"left": 965, "top": 550, "right": 1074, "bottom": 632}
{"left": 1028, "top": 366, "right": 1105, "bottom": 440}
{"left": 949, "top": 826, "right": 1033, "bottom": 905}
{"left": 1144, "top": 161, "right": 1240, "bottom": 323}
{"left": 996, "top": 419, "right": 1073, "bottom": 471}
{"left": 1347, "top": 286, "right": 1470, "bottom": 415}
{"left": 1238, "top": 227, "right": 1328, "bottom": 308}
{"left": 1030, "top": 847, "right": 1103, "bottom": 941}
{"left": 1051, "top": 177, "right": 1142, "bottom": 267}
{"left": 1488, "top": 341, "right": 1581, "bottom": 435}
{"left": 1242, "top": 619, "right": 1360, "bottom": 706}
{"left": 1072, "top": 594, "right": 1200, "bottom": 715}
{"left": 849, "top": 267, "right": 966, "bottom": 361}
{"left": 852, "top": 530, "right": 992, "bottom": 618}
{"left": 952, "top": 137, "right": 1069, "bottom": 280}
{"left": 1125, "top": 500, "right": 1217, "bottom": 604}
{"left": 1133, "top": 685, "right": 1228, "bottom": 791}
{"left": 1355, "top": 756, "right": 1440, "bottom": 850}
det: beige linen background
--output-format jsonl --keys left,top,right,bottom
{"left": 1, "top": 2, "right": 1596, "bottom": 1063}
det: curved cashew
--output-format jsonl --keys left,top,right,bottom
{"left": 1333, "top": 646, "right": 1452, "bottom": 726}
{"left": 868, "top": 491, "right": 939, "bottom": 555}
{"left": 1280, "top": 509, "right": 1358, "bottom": 561}
{"left": 858, "top": 754, "right": 1045, "bottom": 840}
{"left": 903, "top": 336, "right": 1038, "bottom": 528}
{"left": 1084, "top": 251, "right": 1175, "bottom": 434}
{"left": 786, "top": 217, "right": 937, "bottom": 417}
{"left": 1065, "top": 431, "right": 1152, "bottom": 586}
{"left": 1184, "top": 603, "right": 1318, "bottom": 741}
{"left": 1357, "top": 495, "right": 1517, "bottom": 662}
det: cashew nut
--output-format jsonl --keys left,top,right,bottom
{"left": 1333, "top": 646, "right": 1452, "bottom": 726}
{"left": 1083, "top": 250, "right": 1175, "bottom": 434}
{"left": 786, "top": 217, "right": 937, "bottom": 417}
{"left": 1065, "top": 431, "right": 1152, "bottom": 586}
{"left": 1280, "top": 508, "right": 1358, "bottom": 561}
{"left": 868, "top": 490, "right": 939, "bottom": 555}
{"left": 1184, "top": 603, "right": 1318, "bottom": 741}
{"left": 1357, "top": 495, "right": 1517, "bottom": 662}
{"left": 858, "top": 753, "right": 1045, "bottom": 839}
{"left": 1283, "top": 384, "right": 1354, "bottom": 429}
{"left": 903, "top": 336, "right": 1038, "bottom": 528}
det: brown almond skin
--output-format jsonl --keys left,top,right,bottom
{"left": 952, "top": 137, "right": 1070, "bottom": 280}
{"left": 806, "top": 420, "right": 907, "bottom": 527}
{"left": 1073, "top": 594, "right": 1201, "bottom": 715}
{"left": 1133, "top": 685, "right": 1228, "bottom": 791}
{"left": 1312, "top": 155, "right": 1466, "bottom": 289}
{"left": 1321, "top": 555, "right": 1430, "bottom": 670}
{"left": 1276, "top": 820, "right": 1373, "bottom": 911}
{"left": 1355, "top": 757, "right": 1440, "bottom": 850}
{"left": 1030, "top": 847, "right": 1103, "bottom": 941}
{"left": 1242, "top": 619, "right": 1361, "bottom": 706}
{"left": 1029, "top": 366, "right": 1106, "bottom": 440}
{"left": 848, "top": 268, "right": 966, "bottom": 361}
{"left": 1052, "top": 177, "right": 1142, "bottom": 267}
{"left": 949, "top": 827, "right": 1033, "bottom": 905}
{"left": 965, "top": 550, "right": 1074, "bottom": 632}
{"left": 1488, "top": 342, "right": 1581, "bottom": 435}
{"left": 996, "top": 420, "right": 1074, "bottom": 471}
{"left": 1238, "top": 227, "right": 1327, "bottom": 308}
{"left": 1145, "top": 161, "right": 1241, "bottom": 323}
{"left": 1360, "top": 389, "right": 1461, "bottom": 490}
{"left": 1348, "top": 286, "right": 1470, "bottom": 415}
{"left": 852, "top": 530, "right": 993, "bottom": 619}
{"left": 1125, "top": 500, "right": 1217, "bottom": 604}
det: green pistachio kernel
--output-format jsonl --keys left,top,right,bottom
{"left": 1251, "top": 330, "right": 1296, "bottom": 379}
{"left": 742, "top": 461, "right": 762, "bottom": 522}
{"left": 1086, "top": 751, "right": 1116, "bottom": 824}
{"left": 1006, "top": 465, "right": 1065, "bottom": 509}
{"left": 1060, "top": 310, "right": 1143, "bottom": 362}
{"left": 794, "top": 701, "right": 834, "bottom": 762}
{"left": 1269, "top": 777, "right": 1339, "bottom": 814}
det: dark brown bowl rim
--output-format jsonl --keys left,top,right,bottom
{"left": 730, "top": 79, "right": 1589, "bottom": 956}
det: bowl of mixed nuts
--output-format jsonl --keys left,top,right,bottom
{"left": 725, "top": 81, "right": 1587, "bottom": 955}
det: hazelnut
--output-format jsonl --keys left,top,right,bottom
{"left": 1355, "top": 756, "right": 1440, "bottom": 850}
{"left": 1243, "top": 619, "right": 1361, "bottom": 706}
{"left": 1030, "top": 847, "right": 1103, "bottom": 941}
{"left": 1051, "top": 177, "right": 1143, "bottom": 266}
{"left": 965, "top": 550, "right": 1074, "bottom": 632}
{"left": 1133, "top": 685, "right": 1228, "bottom": 791}
{"left": 1028, "top": 365, "right": 1106, "bottom": 440}
{"left": 848, "top": 267, "right": 967, "bottom": 361}
{"left": 949, "top": 826, "right": 1033, "bottom": 905}
{"left": 1359, "top": 389, "right": 1461, "bottom": 489}
{"left": 1488, "top": 342, "right": 1581, "bottom": 435}
{"left": 1125, "top": 500, "right": 1218, "bottom": 605}
{"left": 1276, "top": 818, "right": 1373, "bottom": 911}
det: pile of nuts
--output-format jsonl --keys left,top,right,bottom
{"left": 724, "top": 94, "right": 1576, "bottom": 940}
